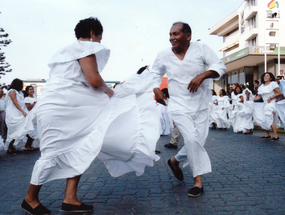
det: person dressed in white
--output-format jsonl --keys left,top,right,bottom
{"left": 24, "top": 85, "right": 39, "bottom": 150}
{"left": 209, "top": 90, "right": 218, "bottom": 129}
{"left": 22, "top": 18, "right": 159, "bottom": 215}
{"left": 275, "top": 77, "right": 285, "bottom": 127}
{"left": 228, "top": 85, "right": 245, "bottom": 133}
{"left": 5, "top": 79, "right": 34, "bottom": 154}
{"left": 152, "top": 22, "right": 226, "bottom": 197}
{"left": 213, "top": 89, "right": 230, "bottom": 130}
{"left": 252, "top": 72, "right": 282, "bottom": 140}
{"left": 242, "top": 84, "right": 254, "bottom": 134}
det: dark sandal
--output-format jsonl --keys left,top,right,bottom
{"left": 20, "top": 199, "right": 51, "bottom": 215}
{"left": 60, "top": 202, "right": 93, "bottom": 212}
{"left": 167, "top": 159, "right": 183, "bottom": 181}
{"left": 188, "top": 186, "right": 204, "bottom": 198}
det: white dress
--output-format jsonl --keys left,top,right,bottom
{"left": 209, "top": 95, "right": 230, "bottom": 128}
{"left": 241, "top": 88, "right": 254, "bottom": 132}
{"left": 5, "top": 89, "right": 34, "bottom": 150}
{"left": 215, "top": 96, "right": 230, "bottom": 129}
{"left": 275, "top": 80, "right": 285, "bottom": 128}
{"left": 229, "top": 93, "right": 246, "bottom": 133}
{"left": 30, "top": 41, "right": 160, "bottom": 185}
{"left": 157, "top": 101, "right": 173, "bottom": 135}
{"left": 24, "top": 96, "right": 40, "bottom": 148}
{"left": 253, "top": 81, "right": 281, "bottom": 130}
{"left": 276, "top": 100, "right": 285, "bottom": 129}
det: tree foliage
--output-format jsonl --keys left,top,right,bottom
{"left": 0, "top": 14, "right": 12, "bottom": 88}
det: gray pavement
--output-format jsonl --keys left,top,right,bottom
{"left": 1, "top": 129, "right": 285, "bottom": 215}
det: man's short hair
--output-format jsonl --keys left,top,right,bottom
{"left": 172, "top": 22, "right": 191, "bottom": 34}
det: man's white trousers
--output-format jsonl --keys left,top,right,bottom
{"left": 171, "top": 108, "right": 212, "bottom": 178}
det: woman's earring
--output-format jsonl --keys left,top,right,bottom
{"left": 90, "top": 38, "right": 93, "bottom": 42}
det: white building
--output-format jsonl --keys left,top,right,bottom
{"left": 209, "top": 0, "right": 284, "bottom": 92}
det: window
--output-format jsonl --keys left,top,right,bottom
{"left": 269, "top": 31, "right": 276, "bottom": 36}
{"left": 250, "top": 0, "right": 255, "bottom": 6}
{"left": 252, "top": 37, "right": 256, "bottom": 46}
{"left": 249, "top": 16, "right": 256, "bottom": 30}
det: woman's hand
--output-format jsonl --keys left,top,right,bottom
{"left": 267, "top": 97, "right": 272, "bottom": 103}
{"left": 153, "top": 88, "right": 166, "bottom": 105}
{"left": 22, "top": 111, "right": 27, "bottom": 117}
{"left": 105, "top": 88, "right": 114, "bottom": 98}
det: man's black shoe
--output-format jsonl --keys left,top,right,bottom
{"left": 164, "top": 143, "right": 177, "bottom": 149}
{"left": 167, "top": 159, "right": 183, "bottom": 181}
{"left": 60, "top": 202, "right": 93, "bottom": 212}
{"left": 188, "top": 186, "right": 204, "bottom": 198}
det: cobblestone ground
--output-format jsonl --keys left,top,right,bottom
{"left": 0, "top": 129, "right": 285, "bottom": 215}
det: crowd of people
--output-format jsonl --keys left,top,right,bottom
{"left": 158, "top": 71, "right": 285, "bottom": 152}
{"left": 207, "top": 72, "right": 285, "bottom": 140}
{"left": 0, "top": 81, "right": 39, "bottom": 153}
{"left": 0, "top": 16, "right": 284, "bottom": 215}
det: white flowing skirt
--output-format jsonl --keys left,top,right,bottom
{"left": 5, "top": 108, "right": 35, "bottom": 150}
{"left": 157, "top": 103, "right": 173, "bottom": 135}
{"left": 275, "top": 100, "right": 285, "bottom": 129}
{"left": 253, "top": 102, "right": 281, "bottom": 130}
{"left": 210, "top": 106, "right": 230, "bottom": 129}
{"left": 30, "top": 78, "right": 160, "bottom": 185}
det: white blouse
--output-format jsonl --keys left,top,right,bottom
{"left": 258, "top": 81, "right": 279, "bottom": 103}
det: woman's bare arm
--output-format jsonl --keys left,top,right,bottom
{"left": 78, "top": 54, "right": 113, "bottom": 98}
{"left": 25, "top": 101, "right": 36, "bottom": 111}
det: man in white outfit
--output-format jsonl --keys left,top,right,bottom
{"left": 152, "top": 22, "right": 226, "bottom": 197}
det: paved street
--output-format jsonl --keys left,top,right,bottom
{"left": 1, "top": 129, "right": 285, "bottom": 215}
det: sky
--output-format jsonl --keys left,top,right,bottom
{"left": 0, "top": 0, "right": 243, "bottom": 85}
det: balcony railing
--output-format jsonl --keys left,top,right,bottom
{"left": 219, "top": 31, "right": 239, "bottom": 51}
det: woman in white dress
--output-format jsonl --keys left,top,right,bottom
{"left": 22, "top": 18, "right": 159, "bottom": 215}
{"left": 252, "top": 72, "right": 282, "bottom": 140}
{"left": 209, "top": 89, "right": 218, "bottom": 129}
{"left": 5, "top": 79, "right": 34, "bottom": 154}
{"left": 215, "top": 89, "right": 230, "bottom": 130}
{"left": 24, "top": 85, "right": 39, "bottom": 150}
{"left": 242, "top": 84, "right": 254, "bottom": 134}
{"left": 229, "top": 85, "right": 245, "bottom": 133}
{"left": 24, "top": 86, "right": 37, "bottom": 111}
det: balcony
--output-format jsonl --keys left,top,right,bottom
{"left": 244, "top": 6, "right": 258, "bottom": 20}
{"left": 209, "top": 10, "right": 239, "bottom": 36}
{"left": 219, "top": 31, "right": 239, "bottom": 51}
{"left": 245, "top": 28, "right": 258, "bottom": 41}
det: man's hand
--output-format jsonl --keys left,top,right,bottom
{"left": 187, "top": 73, "right": 205, "bottom": 93}
{"left": 187, "top": 70, "right": 219, "bottom": 93}
{"left": 153, "top": 88, "right": 166, "bottom": 105}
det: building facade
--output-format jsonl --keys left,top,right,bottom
{"left": 209, "top": 0, "right": 284, "bottom": 92}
